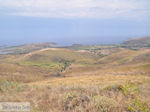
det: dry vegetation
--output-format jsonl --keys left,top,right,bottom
{"left": 0, "top": 44, "right": 150, "bottom": 112}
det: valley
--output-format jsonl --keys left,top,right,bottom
{"left": 0, "top": 37, "right": 150, "bottom": 112}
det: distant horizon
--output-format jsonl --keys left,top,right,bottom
{"left": 0, "top": 0, "right": 150, "bottom": 46}
{"left": 0, "top": 35, "right": 150, "bottom": 47}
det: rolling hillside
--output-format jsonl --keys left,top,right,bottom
{"left": 121, "top": 36, "right": 150, "bottom": 49}
{"left": 1, "top": 37, "right": 150, "bottom": 112}
{"left": 0, "top": 42, "right": 56, "bottom": 54}
{"left": 1, "top": 39, "right": 150, "bottom": 82}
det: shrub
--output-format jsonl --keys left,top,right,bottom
{"left": 104, "top": 85, "right": 122, "bottom": 91}
{"left": 120, "top": 82, "right": 139, "bottom": 96}
{"left": 92, "top": 95, "right": 118, "bottom": 112}
{"left": 127, "top": 97, "right": 150, "bottom": 112}
{"left": 120, "top": 82, "right": 150, "bottom": 112}
{"left": 61, "top": 92, "right": 90, "bottom": 111}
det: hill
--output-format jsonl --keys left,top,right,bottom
{"left": 1, "top": 41, "right": 150, "bottom": 81}
{"left": 16, "top": 48, "right": 99, "bottom": 73}
{"left": 1, "top": 37, "right": 150, "bottom": 111}
{"left": 0, "top": 42, "right": 56, "bottom": 54}
{"left": 121, "top": 36, "right": 150, "bottom": 49}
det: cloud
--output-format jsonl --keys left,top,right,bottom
{"left": 0, "top": 0, "right": 149, "bottom": 19}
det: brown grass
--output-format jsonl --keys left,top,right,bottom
{"left": 1, "top": 47, "right": 150, "bottom": 111}
{"left": 29, "top": 75, "right": 150, "bottom": 87}
{"left": 0, "top": 74, "right": 150, "bottom": 112}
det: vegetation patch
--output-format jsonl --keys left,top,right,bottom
{"left": 92, "top": 95, "right": 118, "bottom": 112}
{"left": 18, "top": 61, "right": 64, "bottom": 69}
{"left": 0, "top": 80, "right": 28, "bottom": 92}
{"left": 104, "top": 84, "right": 122, "bottom": 91}
{"left": 120, "top": 82, "right": 150, "bottom": 112}
{"left": 127, "top": 97, "right": 150, "bottom": 112}
{"left": 61, "top": 92, "right": 90, "bottom": 111}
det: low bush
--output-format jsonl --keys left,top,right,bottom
{"left": 120, "top": 82, "right": 150, "bottom": 112}
{"left": 104, "top": 85, "right": 122, "bottom": 91}
{"left": 120, "top": 82, "right": 139, "bottom": 96}
{"left": 61, "top": 92, "right": 90, "bottom": 111}
{"left": 127, "top": 97, "right": 150, "bottom": 112}
{"left": 92, "top": 95, "right": 118, "bottom": 112}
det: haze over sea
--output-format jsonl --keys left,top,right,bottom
{"left": 0, "top": 0, "right": 150, "bottom": 46}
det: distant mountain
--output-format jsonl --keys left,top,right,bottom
{"left": 14, "top": 42, "right": 56, "bottom": 49}
{"left": 121, "top": 36, "right": 150, "bottom": 49}
{"left": 1, "top": 42, "right": 56, "bottom": 54}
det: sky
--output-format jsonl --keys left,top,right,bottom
{"left": 0, "top": 0, "right": 150, "bottom": 46}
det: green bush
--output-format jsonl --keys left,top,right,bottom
{"left": 127, "top": 97, "right": 150, "bottom": 112}
{"left": 120, "top": 82, "right": 150, "bottom": 112}
{"left": 120, "top": 82, "right": 139, "bottom": 96}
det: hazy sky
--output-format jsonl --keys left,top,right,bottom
{"left": 0, "top": 0, "right": 150, "bottom": 46}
